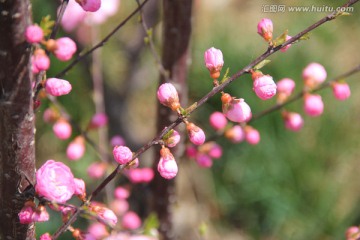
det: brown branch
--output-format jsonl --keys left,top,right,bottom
{"left": 55, "top": 0, "right": 150, "bottom": 78}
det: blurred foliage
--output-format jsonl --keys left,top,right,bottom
{"left": 31, "top": 0, "right": 360, "bottom": 239}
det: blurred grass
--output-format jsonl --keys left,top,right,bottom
{"left": 31, "top": 0, "right": 360, "bottom": 239}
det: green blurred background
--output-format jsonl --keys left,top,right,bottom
{"left": 32, "top": 0, "right": 360, "bottom": 239}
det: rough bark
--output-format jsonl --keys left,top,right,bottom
{"left": 151, "top": 0, "right": 193, "bottom": 239}
{"left": 0, "top": 0, "right": 35, "bottom": 239}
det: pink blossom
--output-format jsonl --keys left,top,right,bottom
{"left": 35, "top": 160, "right": 76, "bottom": 203}
{"left": 110, "top": 135, "right": 125, "bottom": 147}
{"left": 127, "top": 169, "right": 143, "bottom": 183}
{"left": 209, "top": 111, "right": 228, "bottom": 131}
{"left": 31, "top": 57, "right": 40, "bottom": 74}
{"left": 54, "top": 37, "right": 77, "bottom": 61}
{"left": 32, "top": 205, "right": 50, "bottom": 222}
{"left": 204, "top": 47, "right": 224, "bottom": 79}
{"left": 74, "top": 178, "right": 86, "bottom": 197}
{"left": 253, "top": 74, "right": 277, "bottom": 100}
{"left": 39, "top": 233, "right": 52, "bottom": 240}
{"left": 114, "top": 186, "right": 130, "bottom": 200}
{"left": 346, "top": 226, "right": 360, "bottom": 240}
{"left": 141, "top": 168, "right": 155, "bottom": 182}
{"left": 332, "top": 82, "right": 351, "bottom": 101}
{"left": 93, "top": 206, "right": 118, "bottom": 227}
{"left": 87, "top": 162, "right": 107, "bottom": 179}
{"left": 89, "top": 113, "right": 108, "bottom": 128}
{"left": 25, "top": 25, "right": 44, "bottom": 43}
{"left": 76, "top": 0, "right": 101, "bottom": 12}
{"left": 277, "top": 78, "right": 295, "bottom": 98}
{"left": 60, "top": 0, "right": 86, "bottom": 32}
{"left": 110, "top": 199, "right": 129, "bottom": 216}
{"left": 122, "top": 211, "right": 142, "bottom": 230}
{"left": 257, "top": 18, "right": 273, "bottom": 42}
{"left": 302, "top": 63, "right": 327, "bottom": 88}
{"left": 113, "top": 146, "right": 133, "bottom": 165}
{"left": 283, "top": 112, "right": 304, "bottom": 132}
{"left": 225, "top": 125, "right": 245, "bottom": 143}
{"left": 19, "top": 202, "right": 35, "bottom": 224}
{"left": 304, "top": 94, "right": 324, "bottom": 117}
{"left": 196, "top": 153, "right": 213, "bottom": 168}
{"left": 222, "top": 94, "right": 252, "bottom": 123}
{"left": 66, "top": 136, "right": 85, "bottom": 160}
{"left": 186, "top": 123, "right": 206, "bottom": 145}
{"left": 87, "top": 223, "right": 109, "bottom": 239}
{"left": 53, "top": 119, "right": 72, "bottom": 140}
{"left": 33, "top": 50, "right": 50, "bottom": 71}
{"left": 245, "top": 127, "right": 260, "bottom": 145}
{"left": 157, "top": 148, "right": 178, "bottom": 179}
{"left": 164, "top": 129, "right": 181, "bottom": 148}
{"left": 45, "top": 78, "right": 72, "bottom": 96}
{"left": 85, "top": 0, "right": 120, "bottom": 25}
{"left": 208, "top": 143, "right": 223, "bottom": 159}
{"left": 157, "top": 83, "right": 180, "bottom": 111}
{"left": 280, "top": 35, "right": 292, "bottom": 52}
{"left": 43, "top": 108, "right": 58, "bottom": 123}
{"left": 186, "top": 145, "right": 198, "bottom": 158}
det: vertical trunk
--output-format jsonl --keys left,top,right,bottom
{"left": 151, "top": 0, "right": 193, "bottom": 239}
{"left": 0, "top": 0, "right": 35, "bottom": 239}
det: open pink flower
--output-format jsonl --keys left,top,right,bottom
{"left": 35, "top": 160, "right": 76, "bottom": 203}
{"left": 25, "top": 25, "right": 44, "bottom": 43}
{"left": 157, "top": 83, "right": 180, "bottom": 111}
{"left": 204, "top": 47, "right": 224, "bottom": 79}
{"left": 304, "top": 94, "right": 324, "bottom": 117}
{"left": 32, "top": 205, "right": 50, "bottom": 222}
{"left": 157, "top": 148, "right": 178, "bottom": 179}
{"left": 54, "top": 37, "right": 77, "bottom": 61}
{"left": 332, "top": 82, "right": 351, "bottom": 101}
{"left": 113, "top": 146, "right": 133, "bottom": 165}
{"left": 186, "top": 123, "right": 206, "bottom": 145}
{"left": 222, "top": 94, "right": 252, "bottom": 123}
{"left": 45, "top": 78, "right": 72, "bottom": 96}
{"left": 257, "top": 18, "right": 273, "bottom": 42}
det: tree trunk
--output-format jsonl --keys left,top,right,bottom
{"left": 0, "top": 0, "right": 35, "bottom": 239}
{"left": 151, "top": 0, "right": 193, "bottom": 239}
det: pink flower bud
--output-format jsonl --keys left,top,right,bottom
{"left": 113, "top": 146, "right": 133, "bottom": 165}
{"left": 157, "top": 83, "right": 180, "bottom": 111}
{"left": 53, "top": 119, "right": 72, "bottom": 140}
{"left": 280, "top": 35, "right": 292, "bottom": 52}
{"left": 19, "top": 202, "right": 35, "bottom": 224}
{"left": 225, "top": 125, "right": 245, "bottom": 143}
{"left": 157, "top": 148, "right": 178, "bottom": 179}
{"left": 33, "top": 49, "right": 50, "bottom": 71}
{"left": 164, "top": 129, "right": 181, "bottom": 148}
{"left": 332, "top": 82, "right": 351, "bottom": 101}
{"left": 276, "top": 78, "right": 295, "bottom": 100}
{"left": 85, "top": 0, "right": 120, "bottom": 25}
{"left": 76, "top": 0, "right": 101, "bottom": 12}
{"left": 209, "top": 111, "right": 228, "bottom": 131}
{"left": 25, "top": 25, "right": 44, "bottom": 43}
{"left": 87, "top": 223, "right": 109, "bottom": 240}
{"left": 196, "top": 153, "right": 213, "bottom": 168}
{"left": 302, "top": 63, "right": 327, "bottom": 88}
{"left": 66, "top": 136, "right": 85, "bottom": 160}
{"left": 253, "top": 74, "right": 277, "bottom": 100}
{"left": 245, "top": 126, "right": 260, "bottom": 145}
{"left": 186, "top": 145, "right": 198, "bottom": 158}
{"left": 204, "top": 47, "right": 224, "bottom": 79}
{"left": 74, "top": 178, "right": 86, "bottom": 197}
{"left": 31, "top": 56, "right": 40, "bottom": 74}
{"left": 40, "top": 233, "right": 52, "bottom": 240}
{"left": 35, "top": 160, "right": 76, "bottom": 203}
{"left": 208, "top": 143, "right": 223, "bottom": 159}
{"left": 283, "top": 112, "right": 304, "bottom": 132}
{"left": 114, "top": 186, "right": 130, "bottom": 199}
{"left": 346, "top": 226, "right": 360, "bottom": 240}
{"left": 141, "top": 168, "right": 155, "bottom": 183}
{"left": 222, "top": 94, "right": 252, "bottom": 123}
{"left": 61, "top": 0, "right": 86, "bottom": 32}
{"left": 257, "top": 18, "right": 273, "bottom": 42}
{"left": 304, "top": 94, "right": 324, "bottom": 117}
{"left": 32, "top": 205, "right": 50, "bottom": 222}
{"left": 87, "top": 162, "right": 107, "bottom": 179}
{"left": 122, "top": 211, "right": 142, "bottom": 230}
{"left": 186, "top": 123, "right": 206, "bottom": 145}
{"left": 92, "top": 206, "right": 118, "bottom": 227}
{"left": 110, "top": 135, "right": 126, "bottom": 147}
{"left": 127, "top": 169, "right": 143, "bottom": 183}
{"left": 54, "top": 37, "right": 77, "bottom": 61}
{"left": 45, "top": 78, "right": 72, "bottom": 96}
{"left": 43, "top": 108, "right": 58, "bottom": 123}
{"left": 110, "top": 199, "right": 129, "bottom": 216}
{"left": 89, "top": 113, "right": 108, "bottom": 129}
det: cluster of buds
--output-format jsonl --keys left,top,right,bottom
{"left": 186, "top": 142, "right": 223, "bottom": 168}
{"left": 224, "top": 125, "right": 260, "bottom": 145}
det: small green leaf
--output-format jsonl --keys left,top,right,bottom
{"left": 253, "top": 59, "right": 271, "bottom": 71}
{"left": 162, "top": 129, "right": 174, "bottom": 141}
{"left": 143, "top": 213, "right": 159, "bottom": 235}
{"left": 220, "top": 67, "right": 230, "bottom": 83}
{"left": 40, "top": 15, "right": 55, "bottom": 37}
{"left": 299, "top": 32, "right": 311, "bottom": 41}
{"left": 272, "top": 29, "right": 288, "bottom": 47}
{"left": 335, "top": 11, "right": 351, "bottom": 18}
{"left": 185, "top": 102, "right": 197, "bottom": 114}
